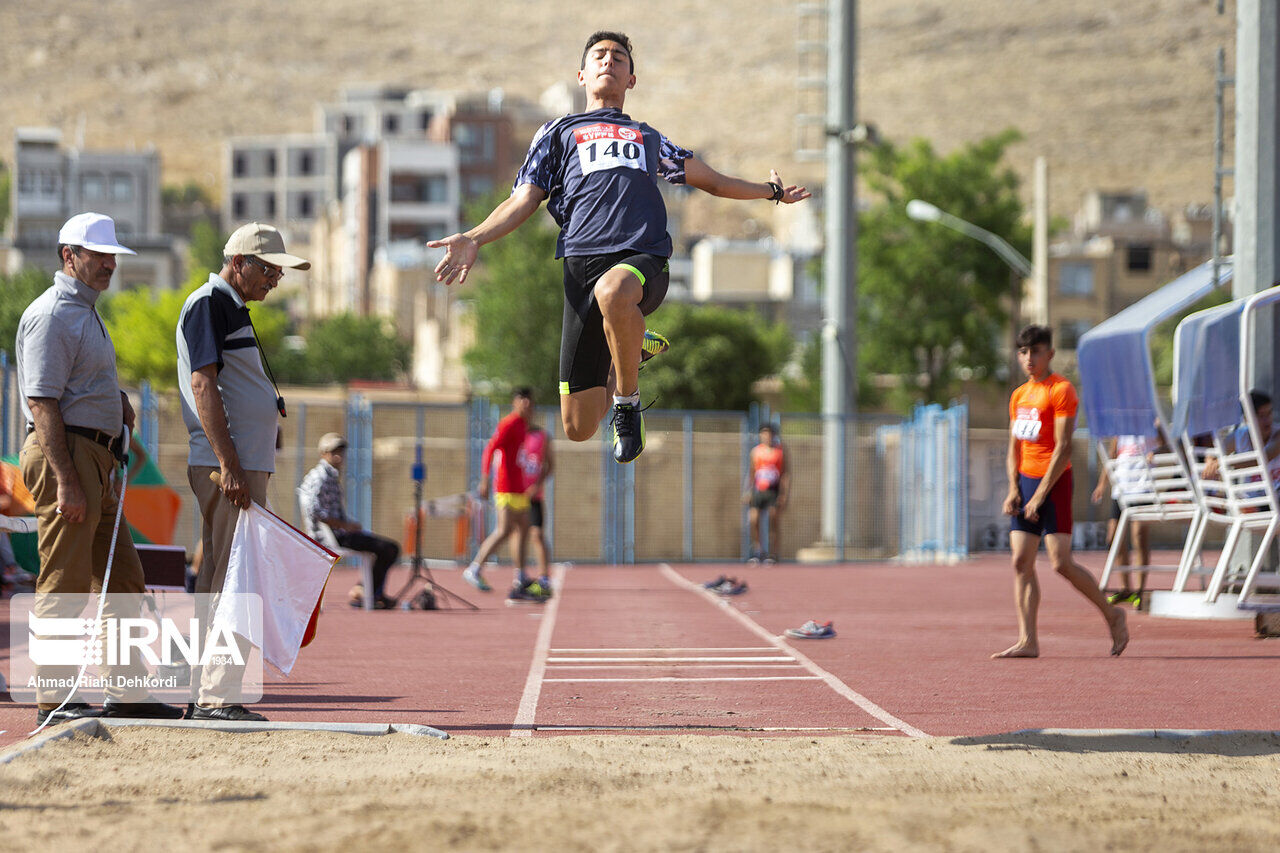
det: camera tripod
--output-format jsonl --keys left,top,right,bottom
{"left": 393, "top": 445, "right": 477, "bottom": 611}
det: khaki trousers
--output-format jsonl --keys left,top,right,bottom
{"left": 188, "top": 465, "right": 270, "bottom": 706}
{"left": 21, "top": 431, "right": 146, "bottom": 707}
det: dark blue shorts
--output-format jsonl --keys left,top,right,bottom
{"left": 1011, "top": 469, "right": 1074, "bottom": 536}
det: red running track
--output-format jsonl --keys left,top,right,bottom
{"left": 2, "top": 553, "right": 1276, "bottom": 749}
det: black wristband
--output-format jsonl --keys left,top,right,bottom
{"left": 767, "top": 181, "right": 784, "bottom": 203}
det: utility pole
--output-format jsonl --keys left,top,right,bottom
{"left": 820, "top": 0, "right": 858, "bottom": 558}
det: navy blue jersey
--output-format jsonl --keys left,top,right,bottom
{"left": 513, "top": 108, "right": 692, "bottom": 258}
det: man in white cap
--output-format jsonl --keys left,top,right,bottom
{"left": 176, "top": 221, "right": 309, "bottom": 722}
{"left": 17, "top": 212, "right": 183, "bottom": 725}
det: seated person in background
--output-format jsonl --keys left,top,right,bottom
{"left": 1202, "top": 390, "right": 1280, "bottom": 494}
{"left": 299, "top": 432, "right": 401, "bottom": 609}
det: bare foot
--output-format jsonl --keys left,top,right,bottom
{"left": 991, "top": 643, "right": 1039, "bottom": 659}
{"left": 1108, "top": 607, "right": 1129, "bottom": 657}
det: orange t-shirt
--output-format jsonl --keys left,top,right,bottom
{"left": 1008, "top": 373, "right": 1078, "bottom": 478}
{"left": 750, "top": 444, "right": 786, "bottom": 491}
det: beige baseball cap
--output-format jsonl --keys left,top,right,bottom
{"left": 318, "top": 432, "right": 348, "bottom": 454}
{"left": 224, "top": 222, "right": 311, "bottom": 270}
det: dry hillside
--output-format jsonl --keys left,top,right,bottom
{"left": 0, "top": 0, "right": 1236, "bottom": 234}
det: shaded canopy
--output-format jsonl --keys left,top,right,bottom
{"left": 1077, "top": 259, "right": 1232, "bottom": 439}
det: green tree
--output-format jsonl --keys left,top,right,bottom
{"left": 184, "top": 220, "right": 226, "bottom": 289}
{"left": 99, "top": 288, "right": 188, "bottom": 388}
{"left": 640, "top": 302, "right": 792, "bottom": 411}
{"left": 285, "top": 313, "right": 410, "bottom": 384}
{"left": 858, "top": 129, "right": 1031, "bottom": 407}
{"left": 0, "top": 268, "right": 50, "bottom": 357}
{"left": 460, "top": 194, "right": 564, "bottom": 399}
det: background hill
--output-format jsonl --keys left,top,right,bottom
{"left": 0, "top": 0, "right": 1236, "bottom": 235}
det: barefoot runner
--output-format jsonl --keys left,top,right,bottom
{"left": 995, "top": 324, "right": 1128, "bottom": 659}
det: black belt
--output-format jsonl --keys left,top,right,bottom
{"left": 28, "top": 423, "right": 124, "bottom": 458}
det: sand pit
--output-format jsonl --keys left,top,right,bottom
{"left": 1, "top": 728, "right": 1278, "bottom": 851}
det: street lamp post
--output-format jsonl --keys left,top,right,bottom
{"left": 905, "top": 200, "right": 1032, "bottom": 277}
{"left": 906, "top": 199, "right": 1035, "bottom": 384}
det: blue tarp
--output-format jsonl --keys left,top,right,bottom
{"left": 1077, "top": 259, "right": 1232, "bottom": 439}
{"left": 1169, "top": 299, "right": 1244, "bottom": 439}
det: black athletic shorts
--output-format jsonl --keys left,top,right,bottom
{"left": 559, "top": 251, "right": 670, "bottom": 395}
{"left": 529, "top": 498, "right": 545, "bottom": 529}
{"left": 750, "top": 488, "right": 779, "bottom": 510}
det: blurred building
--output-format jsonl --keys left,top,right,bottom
{"left": 221, "top": 133, "right": 337, "bottom": 242}
{"left": 1044, "top": 190, "right": 1227, "bottom": 366}
{"left": 5, "top": 127, "right": 176, "bottom": 287}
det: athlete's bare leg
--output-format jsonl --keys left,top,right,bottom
{"left": 1045, "top": 532, "right": 1129, "bottom": 656}
{"left": 562, "top": 387, "right": 610, "bottom": 441}
{"left": 992, "top": 530, "right": 1042, "bottom": 658}
{"left": 748, "top": 506, "right": 762, "bottom": 555}
{"left": 528, "top": 524, "right": 550, "bottom": 577}
{"left": 506, "top": 510, "right": 531, "bottom": 583}
{"left": 560, "top": 266, "right": 645, "bottom": 441}
{"left": 767, "top": 507, "right": 783, "bottom": 558}
{"left": 596, "top": 267, "right": 645, "bottom": 398}
{"left": 473, "top": 504, "right": 520, "bottom": 566}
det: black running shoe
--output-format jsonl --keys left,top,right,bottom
{"left": 611, "top": 401, "right": 646, "bottom": 463}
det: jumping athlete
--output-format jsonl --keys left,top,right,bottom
{"left": 996, "top": 324, "right": 1128, "bottom": 659}
{"left": 428, "top": 30, "right": 810, "bottom": 463}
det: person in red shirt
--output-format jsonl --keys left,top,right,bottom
{"left": 743, "top": 422, "right": 788, "bottom": 563}
{"left": 463, "top": 388, "right": 548, "bottom": 601}
{"left": 996, "top": 325, "right": 1128, "bottom": 659}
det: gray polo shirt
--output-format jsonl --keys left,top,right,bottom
{"left": 176, "top": 274, "right": 278, "bottom": 472}
{"left": 15, "top": 272, "right": 124, "bottom": 434}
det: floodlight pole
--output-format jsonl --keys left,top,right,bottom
{"left": 820, "top": 0, "right": 858, "bottom": 560}
{"left": 1231, "top": 0, "right": 1280, "bottom": 573}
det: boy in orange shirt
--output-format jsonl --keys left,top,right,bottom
{"left": 996, "top": 325, "right": 1128, "bottom": 659}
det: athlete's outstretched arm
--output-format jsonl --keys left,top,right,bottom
{"left": 426, "top": 183, "right": 549, "bottom": 285}
{"left": 684, "top": 158, "right": 811, "bottom": 204}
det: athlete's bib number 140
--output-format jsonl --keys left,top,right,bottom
{"left": 575, "top": 124, "right": 647, "bottom": 175}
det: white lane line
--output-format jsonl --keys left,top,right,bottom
{"left": 659, "top": 564, "right": 930, "bottom": 739}
{"left": 545, "top": 660, "right": 803, "bottom": 666}
{"left": 510, "top": 562, "right": 568, "bottom": 738}
{"left": 551, "top": 647, "right": 777, "bottom": 653}
{"left": 545, "top": 676, "right": 823, "bottom": 683}
{"left": 548, "top": 656, "right": 792, "bottom": 663}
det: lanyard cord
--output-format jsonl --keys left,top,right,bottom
{"left": 249, "top": 320, "right": 287, "bottom": 418}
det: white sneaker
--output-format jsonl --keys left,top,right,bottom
{"left": 463, "top": 567, "right": 492, "bottom": 592}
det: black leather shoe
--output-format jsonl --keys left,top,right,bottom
{"left": 102, "top": 699, "right": 185, "bottom": 719}
{"left": 36, "top": 702, "right": 106, "bottom": 725}
{"left": 190, "top": 704, "right": 268, "bottom": 722}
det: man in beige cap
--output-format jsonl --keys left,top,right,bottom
{"left": 176, "top": 222, "right": 309, "bottom": 722}
{"left": 298, "top": 432, "right": 401, "bottom": 609}
{"left": 18, "top": 212, "right": 182, "bottom": 724}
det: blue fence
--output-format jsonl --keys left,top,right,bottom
{"left": 877, "top": 402, "right": 969, "bottom": 563}
{"left": 2, "top": 353, "right": 939, "bottom": 564}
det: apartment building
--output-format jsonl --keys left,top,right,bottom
{"left": 7, "top": 127, "right": 175, "bottom": 286}
{"left": 222, "top": 133, "right": 337, "bottom": 241}
{"left": 1045, "top": 190, "right": 1223, "bottom": 364}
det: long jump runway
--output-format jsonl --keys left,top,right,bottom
{"left": 514, "top": 563, "right": 924, "bottom": 737}
{"left": 2, "top": 555, "right": 1275, "bottom": 749}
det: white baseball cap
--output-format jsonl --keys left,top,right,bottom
{"left": 223, "top": 222, "right": 311, "bottom": 270}
{"left": 57, "top": 212, "right": 137, "bottom": 255}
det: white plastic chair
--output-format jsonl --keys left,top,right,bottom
{"left": 1096, "top": 438, "right": 1202, "bottom": 592}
